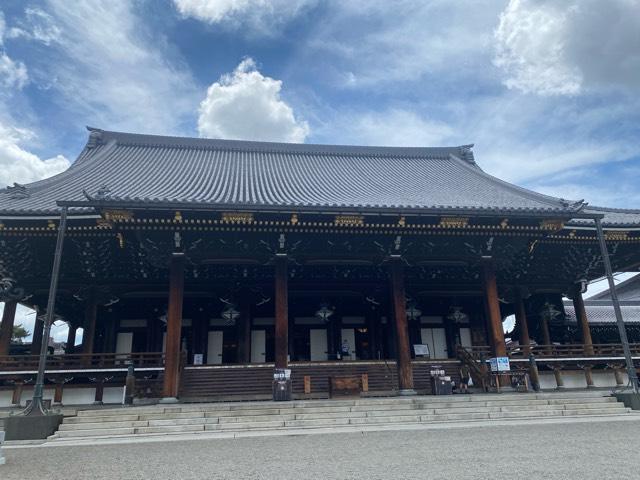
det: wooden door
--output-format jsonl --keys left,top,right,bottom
{"left": 310, "top": 328, "right": 328, "bottom": 361}
{"left": 207, "top": 331, "right": 223, "bottom": 365}
{"left": 250, "top": 330, "right": 266, "bottom": 363}
{"left": 421, "top": 328, "right": 449, "bottom": 359}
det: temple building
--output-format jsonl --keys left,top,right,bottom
{"left": 0, "top": 128, "right": 639, "bottom": 405}
{"left": 563, "top": 274, "right": 640, "bottom": 343}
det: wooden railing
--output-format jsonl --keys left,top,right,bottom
{"left": 460, "top": 344, "right": 640, "bottom": 361}
{"left": 507, "top": 343, "right": 640, "bottom": 359}
{"left": 0, "top": 352, "right": 165, "bottom": 371}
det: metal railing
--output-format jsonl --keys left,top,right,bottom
{"left": 0, "top": 352, "right": 165, "bottom": 371}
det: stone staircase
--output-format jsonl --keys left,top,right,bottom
{"left": 47, "top": 391, "right": 632, "bottom": 443}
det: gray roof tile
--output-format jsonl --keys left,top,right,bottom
{"left": 0, "top": 128, "right": 590, "bottom": 215}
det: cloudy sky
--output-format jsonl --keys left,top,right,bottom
{"left": 0, "top": 0, "right": 639, "bottom": 339}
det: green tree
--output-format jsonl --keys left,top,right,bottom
{"left": 12, "top": 324, "right": 30, "bottom": 343}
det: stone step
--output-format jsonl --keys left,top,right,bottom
{"left": 74, "top": 392, "right": 612, "bottom": 417}
{"left": 50, "top": 406, "right": 631, "bottom": 441}
{"left": 59, "top": 401, "right": 628, "bottom": 432}
{"left": 67, "top": 397, "right": 618, "bottom": 425}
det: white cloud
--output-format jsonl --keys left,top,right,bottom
{"left": 0, "top": 51, "right": 28, "bottom": 89}
{"left": 315, "top": 109, "right": 454, "bottom": 147}
{"left": 0, "top": 11, "right": 28, "bottom": 89}
{"left": 6, "top": 7, "right": 61, "bottom": 45}
{"left": 198, "top": 57, "right": 309, "bottom": 142}
{"left": 173, "top": 0, "right": 315, "bottom": 34}
{"left": 35, "top": 0, "right": 199, "bottom": 135}
{"left": 304, "top": 1, "right": 503, "bottom": 87}
{"left": 494, "top": 0, "right": 640, "bottom": 95}
{"left": 0, "top": 121, "right": 69, "bottom": 187}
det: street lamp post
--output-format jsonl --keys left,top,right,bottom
{"left": 23, "top": 206, "right": 68, "bottom": 416}
{"left": 594, "top": 217, "right": 639, "bottom": 394}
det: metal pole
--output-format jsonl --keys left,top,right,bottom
{"left": 24, "top": 206, "right": 68, "bottom": 416}
{"left": 594, "top": 217, "right": 639, "bottom": 393}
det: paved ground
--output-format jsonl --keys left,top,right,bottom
{"left": 3, "top": 418, "right": 640, "bottom": 479}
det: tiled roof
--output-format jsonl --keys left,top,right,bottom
{"left": 0, "top": 128, "right": 590, "bottom": 215}
{"left": 588, "top": 274, "right": 640, "bottom": 301}
{"left": 568, "top": 206, "right": 640, "bottom": 227}
{"left": 563, "top": 300, "right": 640, "bottom": 324}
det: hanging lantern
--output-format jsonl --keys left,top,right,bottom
{"left": 406, "top": 302, "right": 422, "bottom": 321}
{"left": 315, "top": 303, "right": 334, "bottom": 323}
{"left": 221, "top": 305, "right": 240, "bottom": 324}
{"left": 540, "top": 302, "right": 561, "bottom": 324}
{"left": 447, "top": 306, "right": 468, "bottom": 324}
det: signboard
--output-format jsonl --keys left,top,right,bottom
{"left": 193, "top": 354, "right": 203, "bottom": 365}
{"left": 274, "top": 368, "right": 291, "bottom": 380}
{"left": 414, "top": 344, "right": 430, "bottom": 357}
{"left": 489, "top": 357, "right": 511, "bottom": 372}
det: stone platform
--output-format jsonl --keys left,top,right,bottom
{"left": 45, "top": 391, "right": 633, "bottom": 444}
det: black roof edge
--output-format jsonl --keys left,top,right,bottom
{"left": 55, "top": 199, "right": 605, "bottom": 219}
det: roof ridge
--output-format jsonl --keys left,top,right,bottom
{"left": 586, "top": 205, "right": 640, "bottom": 214}
{"left": 89, "top": 127, "right": 475, "bottom": 161}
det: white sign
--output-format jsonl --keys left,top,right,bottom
{"left": 414, "top": 344, "right": 430, "bottom": 357}
{"left": 193, "top": 354, "right": 203, "bottom": 365}
{"left": 274, "top": 368, "right": 291, "bottom": 380}
{"left": 490, "top": 357, "right": 511, "bottom": 372}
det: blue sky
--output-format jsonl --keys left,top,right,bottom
{"left": 0, "top": 0, "right": 639, "bottom": 207}
{"left": 0, "top": 1, "right": 639, "bottom": 339}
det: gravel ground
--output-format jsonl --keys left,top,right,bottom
{"left": 2, "top": 420, "right": 639, "bottom": 480}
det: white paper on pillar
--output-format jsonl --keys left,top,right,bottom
{"left": 250, "top": 330, "right": 266, "bottom": 363}
{"left": 207, "top": 331, "right": 223, "bottom": 364}
{"left": 421, "top": 328, "right": 448, "bottom": 359}
{"left": 310, "top": 329, "right": 328, "bottom": 361}
{"left": 340, "top": 328, "right": 356, "bottom": 360}
{"left": 115, "top": 332, "right": 133, "bottom": 354}
{"left": 459, "top": 328, "right": 472, "bottom": 349}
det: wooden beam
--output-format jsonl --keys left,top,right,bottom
{"left": 0, "top": 300, "right": 17, "bottom": 356}
{"left": 237, "top": 294, "right": 251, "bottom": 363}
{"left": 389, "top": 256, "right": 415, "bottom": 393}
{"left": 515, "top": 290, "right": 531, "bottom": 353}
{"left": 31, "top": 316, "right": 44, "bottom": 355}
{"left": 66, "top": 323, "right": 76, "bottom": 353}
{"left": 162, "top": 253, "right": 185, "bottom": 400}
{"left": 82, "top": 293, "right": 98, "bottom": 355}
{"left": 274, "top": 254, "right": 288, "bottom": 369}
{"left": 482, "top": 261, "right": 506, "bottom": 357}
{"left": 572, "top": 289, "right": 594, "bottom": 355}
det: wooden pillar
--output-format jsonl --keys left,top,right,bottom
{"left": 365, "top": 308, "right": 377, "bottom": 360}
{"left": 82, "top": 293, "right": 98, "bottom": 355}
{"left": 389, "top": 256, "right": 415, "bottom": 393}
{"left": 274, "top": 254, "right": 288, "bottom": 369}
{"left": 515, "top": 290, "right": 531, "bottom": 353}
{"left": 31, "top": 316, "right": 44, "bottom": 355}
{"left": 12, "top": 381, "right": 23, "bottom": 405}
{"left": 53, "top": 382, "right": 64, "bottom": 405}
{"left": 584, "top": 367, "right": 595, "bottom": 388}
{"left": 541, "top": 317, "right": 552, "bottom": 351}
{"left": 482, "top": 262, "right": 506, "bottom": 357}
{"left": 572, "top": 290, "right": 594, "bottom": 355}
{"left": 553, "top": 368, "right": 564, "bottom": 389}
{"left": 237, "top": 296, "right": 251, "bottom": 364}
{"left": 327, "top": 316, "right": 337, "bottom": 360}
{"left": 0, "top": 300, "right": 18, "bottom": 356}
{"left": 66, "top": 323, "right": 76, "bottom": 353}
{"left": 162, "top": 253, "right": 185, "bottom": 401}
{"left": 94, "top": 380, "right": 104, "bottom": 404}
